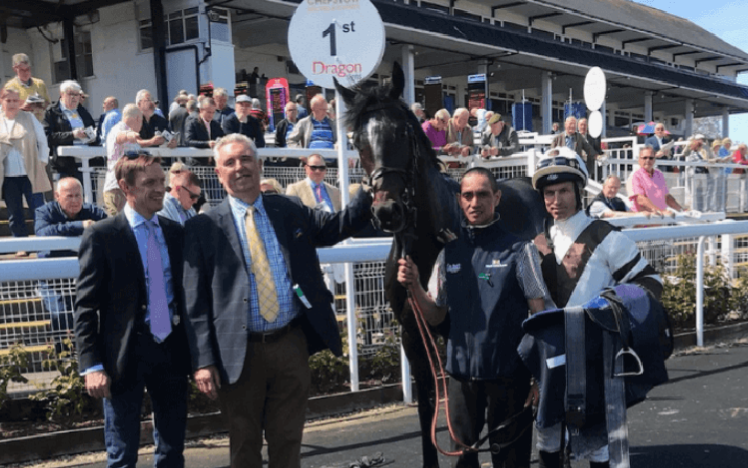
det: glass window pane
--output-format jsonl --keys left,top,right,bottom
{"left": 169, "top": 11, "right": 182, "bottom": 19}
{"left": 140, "top": 25, "right": 153, "bottom": 49}
{"left": 211, "top": 22, "right": 230, "bottom": 42}
{"left": 185, "top": 7, "right": 198, "bottom": 15}
{"left": 84, "top": 55, "right": 94, "bottom": 77}
{"left": 185, "top": 16, "right": 199, "bottom": 40}
{"left": 170, "top": 18, "right": 184, "bottom": 45}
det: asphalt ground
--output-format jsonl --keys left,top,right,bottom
{"left": 12, "top": 340, "right": 748, "bottom": 468}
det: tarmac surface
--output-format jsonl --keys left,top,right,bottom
{"left": 16, "top": 340, "right": 748, "bottom": 468}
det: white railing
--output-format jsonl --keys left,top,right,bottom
{"left": 3, "top": 218, "right": 748, "bottom": 397}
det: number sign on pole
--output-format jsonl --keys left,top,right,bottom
{"left": 288, "top": 0, "right": 386, "bottom": 90}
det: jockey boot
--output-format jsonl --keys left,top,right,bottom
{"left": 538, "top": 451, "right": 561, "bottom": 468}
{"left": 589, "top": 462, "right": 610, "bottom": 468}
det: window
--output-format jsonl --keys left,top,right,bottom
{"left": 53, "top": 30, "right": 94, "bottom": 82}
{"left": 208, "top": 7, "right": 230, "bottom": 43}
{"left": 453, "top": 9, "right": 481, "bottom": 22}
{"left": 138, "top": 7, "right": 200, "bottom": 50}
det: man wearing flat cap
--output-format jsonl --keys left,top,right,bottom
{"left": 221, "top": 94, "right": 265, "bottom": 147}
{"left": 480, "top": 113, "right": 519, "bottom": 158}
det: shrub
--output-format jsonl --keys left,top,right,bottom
{"left": 0, "top": 344, "right": 29, "bottom": 410}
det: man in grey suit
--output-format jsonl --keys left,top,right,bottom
{"left": 183, "top": 134, "right": 373, "bottom": 468}
{"left": 551, "top": 116, "right": 597, "bottom": 177}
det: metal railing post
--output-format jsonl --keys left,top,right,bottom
{"left": 400, "top": 345, "right": 412, "bottom": 404}
{"left": 80, "top": 157, "right": 94, "bottom": 204}
{"left": 696, "top": 236, "right": 706, "bottom": 347}
{"left": 345, "top": 263, "right": 359, "bottom": 392}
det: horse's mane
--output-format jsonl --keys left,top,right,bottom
{"left": 344, "top": 83, "right": 440, "bottom": 171}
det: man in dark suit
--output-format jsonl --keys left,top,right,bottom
{"left": 75, "top": 152, "right": 192, "bottom": 468}
{"left": 184, "top": 96, "right": 224, "bottom": 150}
{"left": 183, "top": 134, "right": 373, "bottom": 468}
{"left": 221, "top": 94, "right": 265, "bottom": 148}
{"left": 551, "top": 116, "right": 597, "bottom": 177}
{"left": 644, "top": 122, "right": 674, "bottom": 172}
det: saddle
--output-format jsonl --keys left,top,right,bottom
{"left": 517, "top": 284, "right": 673, "bottom": 467}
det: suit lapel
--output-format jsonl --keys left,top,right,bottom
{"left": 302, "top": 181, "right": 315, "bottom": 207}
{"left": 114, "top": 212, "right": 147, "bottom": 289}
{"left": 215, "top": 200, "right": 249, "bottom": 271}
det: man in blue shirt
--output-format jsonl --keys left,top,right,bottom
{"left": 286, "top": 94, "right": 337, "bottom": 165}
{"left": 75, "top": 153, "right": 191, "bottom": 468}
{"left": 97, "top": 97, "right": 121, "bottom": 145}
{"left": 35, "top": 177, "right": 106, "bottom": 337}
{"left": 285, "top": 154, "right": 341, "bottom": 212}
{"left": 157, "top": 170, "right": 201, "bottom": 225}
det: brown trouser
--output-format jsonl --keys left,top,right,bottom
{"left": 218, "top": 327, "right": 311, "bottom": 468}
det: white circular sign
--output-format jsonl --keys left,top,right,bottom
{"left": 588, "top": 110, "right": 603, "bottom": 139}
{"left": 288, "top": 0, "right": 386, "bottom": 89}
{"left": 583, "top": 67, "right": 606, "bottom": 112}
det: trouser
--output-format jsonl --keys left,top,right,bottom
{"left": 2, "top": 176, "right": 45, "bottom": 237}
{"left": 102, "top": 331, "right": 188, "bottom": 468}
{"left": 447, "top": 373, "right": 532, "bottom": 468}
{"left": 217, "top": 326, "right": 310, "bottom": 468}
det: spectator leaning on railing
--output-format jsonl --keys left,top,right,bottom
{"left": 445, "top": 107, "right": 474, "bottom": 158}
{"left": 44, "top": 79, "right": 98, "bottom": 181}
{"left": 97, "top": 97, "right": 121, "bottom": 146}
{"left": 35, "top": 177, "right": 106, "bottom": 336}
{"left": 103, "top": 104, "right": 144, "bottom": 217}
{"left": 136, "top": 89, "right": 176, "bottom": 149}
{"left": 630, "top": 145, "right": 683, "bottom": 216}
{"left": 212, "top": 87, "right": 234, "bottom": 126}
{"left": 587, "top": 174, "right": 633, "bottom": 219}
{"left": 221, "top": 94, "right": 265, "bottom": 148}
{"left": 274, "top": 101, "right": 298, "bottom": 149}
{"left": 1, "top": 85, "right": 52, "bottom": 257}
{"left": 731, "top": 143, "right": 748, "bottom": 175}
{"left": 287, "top": 94, "right": 336, "bottom": 151}
{"left": 422, "top": 108, "right": 450, "bottom": 153}
{"left": 682, "top": 134, "right": 730, "bottom": 212}
{"left": 480, "top": 113, "right": 519, "bottom": 158}
{"left": 184, "top": 95, "right": 224, "bottom": 152}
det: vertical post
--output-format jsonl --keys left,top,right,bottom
{"left": 696, "top": 236, "right": 705, "bottom": 347}
{"left": 63, "top": 18, "right": 78, "bottom": 80}
{"left": 335, "top": 89, "right": 359, "bottom": 391}
{"left": 721, "top": 231, "right": 734, "bottom": 280}
{"left": 150, "top": 0, "right": 169, "bottom": 116}
{"left": 644, "top": 91, "right": 653, "bottom": 123}
{"left": 684, "top": 99, "right": 694, "bottom": 138}
{"left": 722, "top": 108, "right": 730, "bottom": 137}
{"left": 401, "top": 45, "right": 416, "bottom": 106}
{"left": 80, "top": 157, "right": 93, "bottom": 204}
{"left": 479, "top": 60, "right": 490, "bottom": 110}
{"left": 400, "top": 345, "right": 412, "bottom": 404}
{"left": 600, "top": 100, "right": 607, "bottom": 138}
{"left": 708, "top": 236, "right": 717, "bottom": 267}
{"left": 541, "top": 71, "right": 552, "bottom": 135}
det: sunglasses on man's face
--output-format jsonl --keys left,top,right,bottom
{"left": 180, "top": 185, "right": 200, "bottom": 200}
{"left": 124, "top": 150, "right": 152, "bottom": 160}
{"left": 307, "top": 165, "right": 327, "bottom": 172}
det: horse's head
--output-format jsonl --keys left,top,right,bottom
{"left": 337, "top": 63, "right": 436, "bottom": 234}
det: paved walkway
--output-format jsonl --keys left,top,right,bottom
{"left": 20, "top": 341, "right": 748, "bottom": 468}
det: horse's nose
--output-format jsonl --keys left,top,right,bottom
{"left": 372, "top": 200, "right": 406, "bottom": 233}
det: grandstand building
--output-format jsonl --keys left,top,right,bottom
{"left": 1, "top": 0, "right": 748, "bottom": 136}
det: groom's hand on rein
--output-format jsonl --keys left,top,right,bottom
{"left": 397, "top": 256, "right": 419, "bottom": 289}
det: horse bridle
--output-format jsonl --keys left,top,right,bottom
{"left": 359, "top": 104, "right": 421, "bottom": 243}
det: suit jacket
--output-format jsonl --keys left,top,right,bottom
{"left": 480, "top": 124, "right": 519, "bottom": 157}
{"left": 169, "top": 106, "right": 189, "bottom": 146}
{"left": 182, "top": 189, "right": 373, "bottom": 385}
{"left": 644, "top": 135, "right": 671, "bottom": 153}
{"left": 75, "top": 213, "right": 191, "bottom": 384}
{"left": 285, "top": 179, "right": 342, "bottom": 212}
{"left": 184, "top": 114, "right": 224, "bottom": 149}
{"left": 43, "top": 101, "right": 98, "bottom": 173}
{"left": 221, "top": 113, "right": 266, "bottom": 148}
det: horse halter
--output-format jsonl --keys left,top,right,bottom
{"left": 359, "top": 104, "right": 421, "bottom": 236}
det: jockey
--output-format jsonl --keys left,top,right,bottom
{"left": 528, "top": 148, "right": 663, "bottom": 468}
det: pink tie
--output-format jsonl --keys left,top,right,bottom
{"left": 315, "top": 184, "right": 323, "bottom": 203}
{"left": 147, "top": 221, "right": 171, "bottom": 342}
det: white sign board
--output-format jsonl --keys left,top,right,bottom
{"left": 288, "top": 0, "right": 386, "bottom": 89}
{"left": 583, "top": 67, "right": 606, "bottom": 112}
{"left": 588, "top": 110, "right": 603, "bottom": 139}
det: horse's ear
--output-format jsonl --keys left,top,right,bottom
{"left": 334, "top": 77, "right": 357, "bottom": 107}
{"left": 390, "top": 62, "right": 405, "bottom": 100}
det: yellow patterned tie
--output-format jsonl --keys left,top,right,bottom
{"left": 245, "top": 206, "right": 280, "bottom": 322}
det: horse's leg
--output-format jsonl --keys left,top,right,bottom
{"left": 401, "top": 316, "right": 440, "bottom": 468}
